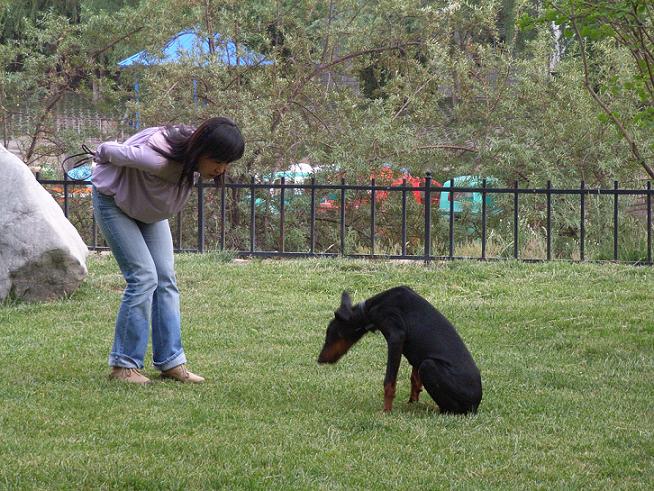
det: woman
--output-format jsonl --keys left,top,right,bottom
{"left": 92, "top": 117, "right": 244, "bottom": 384}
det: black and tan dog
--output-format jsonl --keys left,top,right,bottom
{"left": 318, "top": 287, "right": 482, "bottom": 414}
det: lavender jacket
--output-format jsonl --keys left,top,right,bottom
{"left": 92, "top": 127, "right": 193, "bottom": 223}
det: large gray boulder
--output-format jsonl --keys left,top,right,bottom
{"left": 0, "top": 144, "right": 88, "bottom": 302}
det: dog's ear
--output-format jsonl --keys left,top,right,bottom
{"left": 334, "top": 291, "right": 353, "bottom": 321}
{"left": 340, "top": 291, "right": 353, "bottom": 310}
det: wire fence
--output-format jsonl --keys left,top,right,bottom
{"left": 37, "top": 173, "right": 654, "bottom": 265}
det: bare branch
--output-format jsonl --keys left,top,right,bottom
{"left": 24, "top": 91, "right": 65, "bottom": 164}
{"left": 392, "top": 74, "right": 437, "bottom": 121}
{"left": 320, "top": 0, "right": 336, "bottom": 65}
{"left": 291, "top": 41, "right": 423, "bottom": 101}
{"left": 90, "top": 26, "right": 144, "bottom": 61}
{"left": 416, "top": 144, "right": 478, "bottom": 153}
{"left": 290, "top": 100, "right": 332, "bottom": 133}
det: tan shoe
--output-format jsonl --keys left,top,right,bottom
{"left": 109, "top": 367, "right": 150, "bottom": 384}
{"left": 161, "top": 364, "right": 205, "bottom": 383}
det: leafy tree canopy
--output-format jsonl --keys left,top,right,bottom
{"left": 523, "top": 0, "right": 654, "bottom": 178}
{"left": 1, "top": 0, "right": 652, "bottom": 185}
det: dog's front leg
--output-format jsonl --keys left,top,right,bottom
{"left": 383, "top": 334, "right": 405, "bottom": 412}
{"left": 368, "top": 308, "right": 406, "bottom": 413}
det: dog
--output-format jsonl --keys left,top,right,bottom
{"left": 317, "top": 286, "right": 482, "bottom": 414}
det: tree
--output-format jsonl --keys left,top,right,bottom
{"left": 0, "top": 1, "right": 80, "bottom": 42}
{"left": 0, "top": 1, "right": 160, "bottom": 165}
{"left": 3, "top": 0, "right": 650, "bottom": 188}
{"left": 536, "top": 0, "right": 654, "bottom": 179}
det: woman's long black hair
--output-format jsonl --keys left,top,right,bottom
{"left": 151, "top": 116, "right": 245, "bottom": 187}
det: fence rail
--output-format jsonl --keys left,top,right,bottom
{"left": 37, "top": 174, "right": 654, "bottom": 265}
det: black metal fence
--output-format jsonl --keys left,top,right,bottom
{"left": 38, "top": 173, "right": 654, "bottom": 265}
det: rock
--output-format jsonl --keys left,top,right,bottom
{"left": 0, "top": 144, "right": 88, "bottom": 302}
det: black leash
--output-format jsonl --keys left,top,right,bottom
{"left": 62, "top": 144, "right": 95, "bottom": 181}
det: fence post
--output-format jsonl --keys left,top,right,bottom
{"left": 340, "top": 177, "right": 346, "bottom": 256}
{"left": 197, "top": 178, "right": 205, "bottom": 253}
{"left": 310, "top": 177, "right": 316, "bottom": 254}
{"left": 250, "top": 176, "right": 256, "bottom": 254}
{"left": 613, "top": 180, "right": 619, "bottom": 261}
{"left": 448, "top": 176, "right": 454, "bottom": 258}
{"left": 647, "top": 181, "right": 652, "bottom": 264}
{"left": 92, "top": 205, "right": 98, "bottom": 250}
{"left": 370, "top": 177, "right": 376, "bottom": 257}
{"left": 481, "top": 178, "right": 487, "bottom": 260}
{"left": 580, "top": 180, "right": 585, "bottom": 261}
{"left": 424, "top": 172, "right": 432, "bottom": 263}
{"left": 220, "top": 180, "right": 226, "bottom": 251}
{"left": 513, "top": 180, "right": 519, "bottom": 259}
{"left": 401, "top": 178, "right": 407, "bottom": 257}
{"left": 176, "top": 212, "right": 182, "bottom": 251}
{"left": 63, "top": 172, "right": 69, "bottom": 218}
{"left": 280, "top": 176, "right": 286, "bottom": 253}
{"left": 546, "top": 180, "right": 552, "bottom": 261}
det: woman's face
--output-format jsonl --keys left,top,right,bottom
{"left": 198, "top": 156, "right": 228, "bottom": 180}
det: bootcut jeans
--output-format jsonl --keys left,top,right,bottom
{"left": 92, "top": 187, "right": 186, "bottom": 371}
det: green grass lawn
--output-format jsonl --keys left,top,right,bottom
{"left": 1, "top": 255, "right": 652, "bottom": 490}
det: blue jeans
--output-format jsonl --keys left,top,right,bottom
{"left": 93, "top": 187, "right": 186, "bottom": 371}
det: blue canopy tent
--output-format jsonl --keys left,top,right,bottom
{"left": 118, "top": 28, "right": 271, "bottom": 128}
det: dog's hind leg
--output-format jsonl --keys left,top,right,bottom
{"left": 419, "top": 359, "right": 480, "bottom": 414}
{"left": 409, "top": 366, "right": 422, "bottom": 403}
